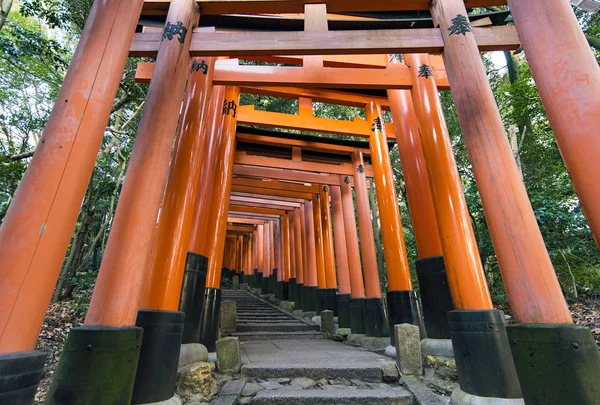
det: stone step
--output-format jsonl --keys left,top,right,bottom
{"left": 237, "top": 320, "right": 302, "bottom": 324}
{"left": 252, "top": 387, "right": 414, "bottom": 404}
{"left": 232, "top": 331, "right": 325, "bottom": 341}
{"left": 237, "top": 323, "right": 318, "bottom": 333}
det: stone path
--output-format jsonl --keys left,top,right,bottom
{"left": 221, "top": 289, "right": 324, "bottom": 341}
{"left": 211, "top": 288, "right": 418, "bottom": 404}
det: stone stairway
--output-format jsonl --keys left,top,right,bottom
{"left": 220, "top": 289, "right": 324, "bottom": 341}
{"left": 212, "top": 288, "right": 426, "bottom": 404}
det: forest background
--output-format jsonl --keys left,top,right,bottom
{"left": 1, "top": 0, "right": 600, "bottom": 321}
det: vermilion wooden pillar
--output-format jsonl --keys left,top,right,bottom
{"left": 142, "top": 57, "right": 216, "bottom": 312}
{"left": 303, "top": 200, "right": 319, "bottom": 312}
{"left": 508, "top": 0, "right": 600, "bottom": 249}
{"left": 319, "top": 186, "right": 339, "bottom": 314}
{"left": 300, "top": 204, "right": 310, "bottom": 288}
{"left": 312, "top": 195, "right": 327, "bottom": 290}
{"left": 387, "top": 61, "right": 450, "bottom": 339}
{"left": 282, "top": 214, "right": 292, "bottom": 282}
{"left": 330, "top": 186, "right": 351, "bottom": 296}
{"left": 0, "top": 0, "right": 145, "bottom": 356}
{"left": 320, "top": 187, "right": 338, "bottom": 289}
{"left": 350, "top": 151, "right": 380, "bottom": 334}
{"left": 187, "top": 86, "right": 226, "bottom": 256}
{"left": 331, "top": 185, "right": 353, "bottom": 327}
{"left": 289, "top": 212, "right": 297, "bottom": 281}
{"left": 198, "top": 86, "right": 240, "bottom": 352}
{"left": 47, "top": 1, "right": 198, "bottom": 404}
{"left": 351, "top": 152, "right": 381, "bottom": 299}
{"left": 293, "top": 207, "right": 305, "bottom": 285}
{"left": 406, "top": 46, "right": 520, "bottom": 400}
{"left": 340, "top": 178, "right": 366, "bottom": 299}
{"left": 366, "top": 103, "right": 414, "bottom": 338}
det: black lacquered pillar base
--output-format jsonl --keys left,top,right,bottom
{"left": 363, "top": 298, "right": 390, "bottom": 337}
{"left": 282, "top": 281, "right": 289, "bottom": 301}
{"left": 269, "top": 269, "right": 277, "bottom": 294}
{"left": 295, "top": 283, "right": 303, "bottom": 309}
{"left": 349, "top": 298, "right": 366, "bottom": 334}
{"left": 416, "top": 256, "right": 453, "bottom": 339}
{"left": 45, "top": 326, "right": 143, "bottom": 405}
{"left": 507, "top": 324, "right": 600, "bottom": 405}
{"left": 322, "top": 288, "right": 338, "bottom": 315}
{"left": 0, "top": 351, "right": 46, "bottom": 405}
{"left": 179, "top": 253, "right": 208, "bottom": 344}
{"left": 260, "top": 275, "right": 269, "bottom": 294}
{"left": 239, "top": 271, "right": 245, "bottom": 284}
{"left": 449, "top": 310, "right": 522, "bottom": 399}
{"left": 387, "top": 290, "right": 425, "bottom": 344}
{"left": 302, "top": 286, "right": 317, "bottom": 311}
{"left": 337, "top": 294, "right": 351, "bottom": 328}
{"left": 316, "top": 289, "right": 325, "bottom": 314}
{"left": 131, "top": 310, "right": 184, "bottom": 404}
{"left": 288, "top": 278, "right": 296, "bottom": 302}
{"left": 255, "top": 271, "right": 263, "bottom": 289}
{"left": 199, "top": 288, "right": 222, "bottom": 352}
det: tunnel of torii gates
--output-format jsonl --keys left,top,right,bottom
{"left": 0, "top": 0, "right": 599, "bottom": 404}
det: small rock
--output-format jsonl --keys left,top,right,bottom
{"left": 269, "top": 377, "right": 291, "bottom": 384}
{"left": 345, "top": 334, "right": 365, "bottom": 347}
{"left": 384, "top": 345, "right": 396, "bottom": 358}
{"left": 238, "top": 397, "right": 252, "bottom": 405}
{"left": 241, "top": 382, "right": 263, "bottom": 396}
{"left": 424, "top": 355, "right": 437, "bottom": 368}
{"left": 179, "top": 343, "right": 209, "bottom": 367}
{"left": 335, "top": 328, "right": 351, "bottom": 336}
{"left": 315, "top": 378, "right": 328, "bottom": 386}
{"left": 259, "top": 380, "right": 282, "bottom": 390}
{"left": 350, "top": 379, "right": 369, "bottom": 388}
{"left": 177, "top": 362, "right": 215, "bottom": 403}
{"left": 290, "top": 377, "right": 316, "bottom": 389}
{"left": 328, "top": 378, "right": 351, "bottom": 386}
{"left": 280, "top": 301, "right": 295, "bottom": 312}
{"left": 435, "top": 358, "right": 458, "bottom": 381}
{"left": 382, "top": 363, "right": 400, "bottom": 383}
{"left": 333, "top": 334, "right": 345, "bottom": 342}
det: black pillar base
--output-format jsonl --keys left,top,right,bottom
{"left": 507, "top": 323, "right": 600, "bottom": 405}
{"left": 294, "top": 283, "right": 304, "bottom": 309}
{"left": 239, "top": 271, "right": 245, "bottom": 284}
{"left": 45, "top": 326, "right": 143, "bottom": 405}
{"left": 288, "top": 278, "right": 296, "bottom": 302}
{"left": 0, "top": 350, "right": 46, "bottom": 405}
{"left": 295, "top": 283, "right": 303, "bottom": 309}
{"left": 282, "top": 281, "right": 289, "bottom": 301}
{"left": 316, "top": 289, "right": 325, "bottom": 314}
{"left": 349, "top": 298, "right": 366, "bottom": 334}
{"left": 322, "top": 288, "right": 338, "bottom": 315}
{"left": 199, "top": 288, "right": 222, "bottom": 352}
{"left": 131, "top": 310, "right": 185, "bottom": 404}
{"left": 261, "top": 275, "right": 269, "bottom": 294}
{"left": 386, "top": 290, "right": 426, "bottom": 344}
{"left": 179, "top": 253, "right": 208, "bottom": 344}
{"left": 337, "top": 294, "right": 351, "bottom": 328}
{"left": 449, "top": 310, "right": 521, "bottom": 399}
{"left": 363, "top": 297, "right": 390, "bottom": 337}
{"left": 416, "top": 256, "right": 453, "bottom": 339}
{"left": 302, "top": 286, "right": 317, "bottom": 311}
{"left": 256, "top": 272, "right": 263, "bottom": 290}
{"left": 269, "top": 270, "right": 277, "bottom": 294}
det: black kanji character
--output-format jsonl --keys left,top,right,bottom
{"left": 417, "top": 64, "right": 434, "bottom": 79}
{"left": 448, "top": 14, "right": 472, "bottom": 36}
{"left": 191, "top": 60, "right": 208, "bottom": 74}
{"left": 162, "top": 21, "right": 188, "bottom": 43}
{"left": 223, "top": 100, "right": 237, "bottom": 117}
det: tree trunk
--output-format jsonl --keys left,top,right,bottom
{"left": 0, "top": 0, "right": 13, "bottom": 31}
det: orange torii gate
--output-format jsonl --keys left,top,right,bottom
{"left": 0, "top": 1, "right": 598, "bottom": 405}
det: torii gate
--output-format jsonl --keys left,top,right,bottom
{"left": 0, "top": 1, "right": 599, "bottom": 405}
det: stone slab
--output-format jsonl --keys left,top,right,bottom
{"left": 252, "top": 387, "right": 414, "bottom": 404}
{"left": 220, "top": 300, "right": 237, "bottom": 335}
{"left": 208, "top": 395, "right": 237, "bottom": 405}
{"left": 240, "top": 339, "right": 396, "bottom": 382}
{"left": 320, "top": 310, "right": 335, "bottom": 339}
{"left": 395, "top": 324, "right": 422, "bottom": 376}
{"left": 216, "top": 337, "right": 241, "bottom": 373}
{"left": 421, "top": 338, "right": 454, "bottom": 358}
{"left": 450, "top": 389, "right": 525, "bottom": 405}
{"left": 219, "top": 378, "right": 247, "bottom": 396}
{"left": 403, "top": 376, "right": 446, "bottom": 405}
